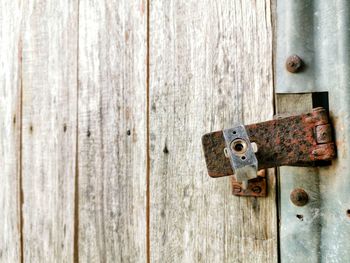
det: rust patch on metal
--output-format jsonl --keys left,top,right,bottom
{"left": 245, "top": 107, "right": 335, "bottom": 168}
{"left": 201, "top": 131, "right": 233, "bottom": 177}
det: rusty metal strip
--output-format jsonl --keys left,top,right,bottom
{"left": 202, "top": 107, "right": 335, "bottom": 197}
{"left": 202, "top": 107, "right": 335, "bottom": 178}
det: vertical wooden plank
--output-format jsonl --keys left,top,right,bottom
{"left": 0, "top": 1, "right": 23, "bottom": 262}
{"left": 21, "top": 0, "right": 78, "bottom": 261}
{"left": 78, "top": 0, "right": 147, "bottom": 262}
{"left": 149, "top": 0, "right": 277, "bottom": 262}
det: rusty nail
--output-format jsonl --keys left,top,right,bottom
{"left": 252, "top": 186, "right": 262, "bottom": 193}
{"left": 290, "top": 188, "right": 309, "bottom": 206}
{"left": 286, "top": 55, "right": 302, "bottom": 73}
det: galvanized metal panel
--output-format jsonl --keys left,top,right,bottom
{"left": 276, "top": 1, "right": 317, "bottom": 93}
{"left": 277, "top": 0, "right": 350, "bottom": 262}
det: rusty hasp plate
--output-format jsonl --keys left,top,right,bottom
{"left": 232, "top": 169, "right": 267, "bottom": 197}
{"left": 202, "top": 107, "right": 336, "bottom": 196}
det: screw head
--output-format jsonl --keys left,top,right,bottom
{"left": 290, "top": 188, "right": 309, "bottom": 206}
{"left": 252, "top": 186, "right": 262, "bottom": 193}
{"left": 286, "top": 55, "right": 302, "bottom": 73}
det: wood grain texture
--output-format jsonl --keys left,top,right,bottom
{"left": 77, "top": 0, "right": 147, "bottom": 262}
{"left": 21, "top": 0, "right": 78, "bottom": 261}
{"left": 0, "top": 1, "right": 23, "bottom": 262}
{"left": 149, "top": 0, "right": 277, "bottom": 262}
{"left": 1, "top": 0, "right": 278, "bottom": 262}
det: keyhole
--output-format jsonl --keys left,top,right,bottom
{"left": 231, "top": 139, "right": 248, "bottom": 155}
{"left": 234, "top": 143, "right": 244, "bottom": 152}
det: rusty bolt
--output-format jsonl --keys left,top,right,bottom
{"left": 252, "top": 186, "right": 262, "bottom": 194}
{"left": 286, "top": 55, "right": 302, "bottom": 73}
{"left": 290, "top": 188, "right": 309, "bottom": 206}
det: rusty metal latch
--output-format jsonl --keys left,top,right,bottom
{"left": 202, "top": 107, "right": 336, "bottom": 197}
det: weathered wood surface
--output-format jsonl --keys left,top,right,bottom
{"left": 0, "top": 1, "right": 22, "bottom": 262}
{"left": 21, "top": 0, "right": 78, "bottom": 261}
{"left": 77, "top": 0, "right": 147, "bottom": 262}
{"left": 0, "top": 0, "right": 276, "bottom": 262}
{"left": 149, "top": 0, "right": 277, "bottom": 262}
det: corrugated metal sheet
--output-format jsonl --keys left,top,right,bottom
{"left": 277, "top": 0, "right": 350, "bottom": 262}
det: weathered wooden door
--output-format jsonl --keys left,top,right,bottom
{"left": 1, "top": 0, "right": 277, "bottom": 262}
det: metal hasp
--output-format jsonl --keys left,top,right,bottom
{"left": 202, "top": 107, "right": 336, "bottom": 197}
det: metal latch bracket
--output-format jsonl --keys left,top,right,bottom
{"left": 202, "top": 107, "right": 336, "bottom": 197}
